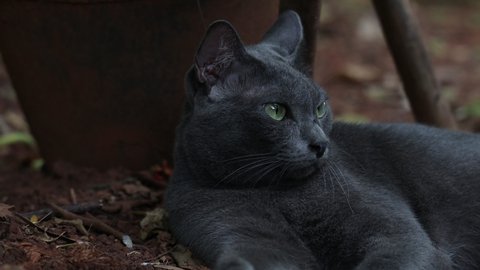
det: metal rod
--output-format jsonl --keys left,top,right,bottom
{"left": 373, "top": 0, "right": 457, "bottom": 129}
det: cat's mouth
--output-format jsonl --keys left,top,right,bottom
{"left": 292, "top": 166, "right": 318, "bottom": 179}
{"left": 285, "top": 158, "right": 325, "bottom": 181}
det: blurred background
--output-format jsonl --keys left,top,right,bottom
{"left": 314, "top": 0, "right": 480, "bottom": 127}
{"left": 0, "top": 0, "right": 479, "bottom": 171}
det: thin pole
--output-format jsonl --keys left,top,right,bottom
{"left": 373, "top": 0, "right": 457, "bottom": 129}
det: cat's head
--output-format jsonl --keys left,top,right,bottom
{"left": 177, "top": 11, "right": 332, "bottom": 187}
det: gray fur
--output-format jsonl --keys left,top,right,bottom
{"left": 165, "top": 10, "right": 480, "bottom": 270}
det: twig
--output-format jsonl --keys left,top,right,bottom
{"left": 143, "top": 247, "right": 176, "bottom": 262}
{"left": 69, "top": 188, "right": 78, "bottom": 204}
{"left": 37, "top": 211, "right": 53, "bottom": 223}
{"left": 13, "top": 212, "right": 76, "bottom": 243}
{"left": 53, "top": 217, "right": 89, "bottom": 235}
{"left": 47, "top": 202, "right": 129, "bottom": 245}
{"left": 139, "top": 263, "right": 185, "bottom": 270}
{"left": 20, "top": 201, "right": 103, "bottom": 219}
{"left": 41, "top": 231, "right": 67, "bottom": 243}
{"left": 82, "top": 212, "right": 133, "bottom": 248}
{"left": 102, "top": 198, "right": 160, "bottom": 214}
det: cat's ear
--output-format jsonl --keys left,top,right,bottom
{"left": 261, "top": 10, "right": 304, "bottom": 58}
{"left": 194, "top": 21, "right": 246, "bottom": 87}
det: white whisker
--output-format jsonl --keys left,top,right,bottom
{"left": 215, "top": 158, "right": 275, "bottom": 187}
{"left": 327, "top": 161, "right": 354, "bottom": 214}
{"left": 250, "top": 161, "right": 283, "bottom": 188}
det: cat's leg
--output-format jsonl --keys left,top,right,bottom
{"left": 205, "top": 209, "right": 320, "bottom": 270}
{"left": 354, "top": 227, "right": 453, "bottom": 270}
{"left": 167, "top": 190, "right": 319, "bottom": 270}
{"left": 355, "top": 236, "right": 453, "bottom": 270}
{"left": 213, "top": 229, "right": 320, "bottom": 270}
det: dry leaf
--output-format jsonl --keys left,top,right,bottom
{"left": 171, "top": 245, "right": 204, "bottom": 269}
{"left": 339, "top": 62, "right": 381, "bottom": 83}
{"left": 0, "top": 203, "right": 14, "bottom": 218}
{"left": 30, "top": 215, "right": 39, "bottom": 224}
{"left": 122, "top": 183, "right": 150, "bottom": 195}
{"left": 140, "top": 208, "right": 168, "bottom": 240}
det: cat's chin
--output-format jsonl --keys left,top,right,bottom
{"left": 285, "top": 159, "right": 325, "bottom": 181}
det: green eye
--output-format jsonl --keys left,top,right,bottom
{"left": 265, "top": 103, "right": 286, "bottom": 121}
{"left": 316, "top": 102, "right": 327, "bottom": 118}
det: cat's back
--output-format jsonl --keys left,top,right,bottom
{"left": 330, "top": 122, "right": 480, "bottom": 264}
{"left": 330, "top": 121, "right": 480, "bottom": 198}
{"left": 331, "top": 122, "right": 480, "bottom": 167}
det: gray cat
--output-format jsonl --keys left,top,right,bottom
{"left": 165, "top": 11, "right": 480, "bottom": 270}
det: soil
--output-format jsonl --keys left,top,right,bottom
{"left": 1, "top": 1, "right": 479, "bottom": 269}
{"left": 0, "top": 162, "right": 207, "bottom": 270}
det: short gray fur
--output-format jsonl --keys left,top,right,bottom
{"left": 165, "top": 11, "right": 480, "bottom": 270}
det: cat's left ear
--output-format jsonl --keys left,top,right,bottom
{"left": 194, "top": 20, "right": 246, "bottom": 88}
{"left": 261, "top": 10, "right": 304, "bottom": 59}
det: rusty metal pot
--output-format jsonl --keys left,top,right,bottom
{"left": 0, "top": 0, "right": 279, "bottom": 169}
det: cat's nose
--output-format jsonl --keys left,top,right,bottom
{"left": 309, "top": 142, "right": 328, "bottom": 158}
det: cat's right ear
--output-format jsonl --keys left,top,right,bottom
{"left": 261, "top": 10, "right": 304, "bottom": 59}
{"left": 194, "top": 21, "right": 246, "bottom": 88}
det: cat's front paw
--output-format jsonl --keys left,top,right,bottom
{"left": 215, "top": 257, "right": 254, "bottom": 270}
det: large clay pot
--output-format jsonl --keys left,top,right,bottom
{"left": 0, "top": 0, "right": 279, "bottom": 170}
